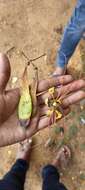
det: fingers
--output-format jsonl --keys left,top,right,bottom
{"left": 38, "top": 79, "right": 85, "bottom": 105}
{"left": 57, "top": 79, "right": 85, "bottom": 98}
{"left": 37, "top": 75, "right": 73, "bottom": 93}
{"left": 62, "top": 91, "right": 85, "bottom": 108}
{"left": 38, "top": 88, "right": 85, "bottom": 109}
{"left": 0, "top": 53, "right": 11, "bottom": 93}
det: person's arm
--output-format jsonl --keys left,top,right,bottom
{"left": 55, "top": 0, "right": 85, "bottom": 69}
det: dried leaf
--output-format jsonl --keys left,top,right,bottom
{"left": 18, "top": 67, "right": 32, "bottom": 128}
{"left": 30, "top": 68, "right": 38, "bottom": 116}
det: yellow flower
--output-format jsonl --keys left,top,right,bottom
{"left": 48, "top": 87, "right": 55, "bottom": 94}
{"left": 56, "top": 99, "right": 62, "bottom": 104}
{"left": 45, "top": 98, "right": 49, "bottom": 105}
{"left": 46, "top": 110, "right": 53, "bottom": 116}
{"left": 55, "top": 110, "right": 62, "bottom": 120}
{"left": 53, "top": 101, "right": 57, "bottom": 107}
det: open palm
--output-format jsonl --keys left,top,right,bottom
{"left": 0, "top": 53, "right": 85, "bottom": 147}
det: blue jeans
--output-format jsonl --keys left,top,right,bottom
{"left": 0, "top": 160, "right": 68, "bottom": 190}
{"left": 56, "top": 0, "right": 85, "bottom": 68}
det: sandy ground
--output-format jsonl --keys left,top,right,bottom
{"left": 0, "top": 0, "right": 85, "bottom": 190}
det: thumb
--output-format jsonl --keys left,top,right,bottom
{"left": 0, "top": 53, "right": 11, "bottom": 93}
{"left": 4, "top": 88, "right": 20, "bottom": 121}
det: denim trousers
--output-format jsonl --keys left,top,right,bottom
{"left": 56, "top": 0, "right": 85, "bottom": 68}
{"left": 0, "top": 159, "right": 68, "bottom": 190}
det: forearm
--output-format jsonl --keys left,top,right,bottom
{"left": 55, "top": 0, "right": 85, "bottom": 68}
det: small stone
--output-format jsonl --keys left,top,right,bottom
{"left": 80, "top": 171, "right": 83, "bottom": 174}
{"left": 72, "top": 177, "right": 75, "bottom": 180}
{"left": 80, "top": 117, "right": 85, "bottom": 125}
{"left": 60, "top": 172, "right": 63, "bottom": 176}
{"left": 17, "top": 50, "right": 21, "bottom": 55}
{"left": 80, "top": 106, "right": 84, "bottom": 110}
{"left": 44, "top": 55, "right": 47, "bottom": 61}
{"left": 8, "top": 150, "right": 12, "bottom": 155}
{"left": 12, "top": 77, "right": 18, "bottom": 84}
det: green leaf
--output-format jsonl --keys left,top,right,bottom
{"left": 80, "top": 143, "right": 85, "bottom": 151}
{"left": 56, "top": 139, "right": 65, "bottom": 149}
{"left": 68, "top": 124, "right": 78, "bottom": 139}
{"left": 54, "top": 126, "right": 61, "bottom": 134}
{"left": 79, "top": 173, "right": 85, "bottom": 180}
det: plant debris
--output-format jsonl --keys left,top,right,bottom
{"left": 18, "top": 67, "right": 33, "bottom": 128}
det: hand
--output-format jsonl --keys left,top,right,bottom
{"left": 0, "top": 53, "right": 85, "bottom": 146}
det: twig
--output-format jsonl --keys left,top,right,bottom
{"left": 21, "top": 51, "right": 29, "bottom": 60}
{"left": 6, "top": 46, "right": 15, "bottom": 54}
{"left": 37, "top": 90, "right": 47, "bottom": 96}
{"left": 28, "top": 53, "right": 46, "bottom": 63}
{"left": 21, "top": 51, "right": 46, "bottom": 68}
{"left": 32, "top": 142, "right": 43, "bottom": 149}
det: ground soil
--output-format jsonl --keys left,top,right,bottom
{"left": 0, "top": 0, "right": 85, "bottom": 190}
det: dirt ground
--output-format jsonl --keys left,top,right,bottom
{"left": 0, "top": 0, "right": 85, "bottom": 190}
